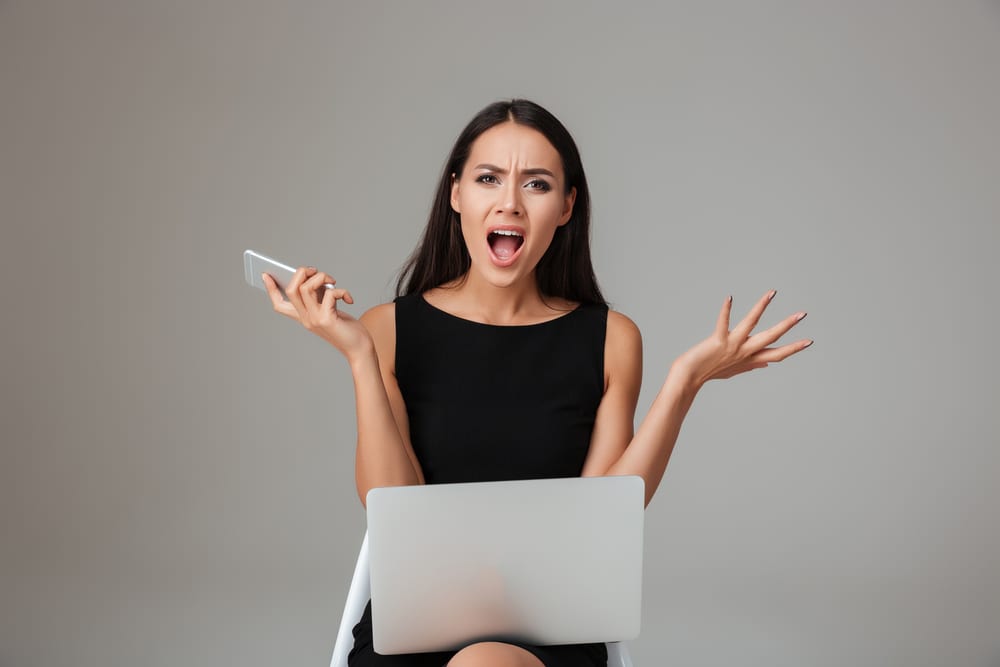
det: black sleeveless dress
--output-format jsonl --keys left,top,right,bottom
{"left": 347, "top": 293, "right": 610, "bottom": 667}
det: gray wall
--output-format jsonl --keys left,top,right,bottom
{"left": 2, "top": 1, "right": 998, "bottom": 666}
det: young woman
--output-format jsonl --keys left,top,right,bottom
{"left": 262, "top": 99, "right": 811, "bottom": 667}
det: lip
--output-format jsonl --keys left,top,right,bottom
{"left": 487, "top": 224, "right": 527, "bottom": 236}
{"left": 486, "top": 224, "right": 527, "bottom": 268}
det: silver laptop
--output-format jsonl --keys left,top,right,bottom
{"left": 366, "top": 475, "right": 644, "bottom": 655}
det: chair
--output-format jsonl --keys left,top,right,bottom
{"left": 330, "top": 532, "right": 634, "bottom": 667}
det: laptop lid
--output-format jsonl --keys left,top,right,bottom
{"left": 366, "top": 475, "right": 644, "bottom": 654}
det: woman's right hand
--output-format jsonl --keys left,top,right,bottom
{"left": 262, "top": 266, "right": 374, "bottom": 361}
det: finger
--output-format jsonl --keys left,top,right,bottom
{"left": 320, "top": 286, "right": 353, "bottom": 310}
{"left": 261, "top": 272, "right": 283, "bottom": 303}
{"left": 285, "top": 266, "right": 318, "bottom": 315}
{"left": 261, "top": 273, "right": 299, "bottom": 320}
{"left": 717, "top": 361, "right": 770, "bottom": 379}
{"left": 286, "top": 265, "right": 318, "bottom": 293}
{"left": 320, "top": 283, "right": 335, "bottom": 309}
{"left": 746, "top": 311, "right": 807, "bottom": 351}
{"left": 300, "top": 271, "right": 336, "bottom": 317}
{"left": 733, "top": 289, "right": 777, "bottom": 339}
{"left": 301, "top": 269, "right": 334, "bottom": 293}
{"left": 751, "top": 339, "right": 814, "bottom": 364}
{"left": 715, "top": 295, "right": 733, "bottom": 338}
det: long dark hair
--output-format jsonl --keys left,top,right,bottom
{"left": 395, "top": 99, "right": 605, "bottom": 306}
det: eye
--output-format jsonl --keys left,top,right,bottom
{"left": 525, "top": 179, "right": 552, "bottom": 192}
{"left": 475, "top": 174, "right": 499, "bottom": 185}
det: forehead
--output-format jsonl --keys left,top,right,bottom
{"left": 467, "top": 122, "right": 563, "bottom": 174}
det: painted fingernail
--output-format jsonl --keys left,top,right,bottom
{"left": 795, "top": 312, "right": 807, "bottom": 321}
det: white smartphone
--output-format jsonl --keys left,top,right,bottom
{"left": 243, "top": 249, "right": 335, "bottom": 301}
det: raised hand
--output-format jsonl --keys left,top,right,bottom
{"left": 262, "top": 266, "right": 374, "bottom": 360}
{"left": 672, "top": 290, "right": 812, "bottom": 389}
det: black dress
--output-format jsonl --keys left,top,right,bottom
{"left": 347, "top": 293, "right": 610, "bottom": 667}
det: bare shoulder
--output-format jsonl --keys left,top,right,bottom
{"left": 604, "top": 309, "right": 642, "bottom": 387}
{"left": 606, "top": 309, "right": 642, "bottom": 349}
{"left": 359, "top": 301, "right": 396, "bottom": 334}
{"left": 359, "top": 302, "right": 397, "bottom": 369}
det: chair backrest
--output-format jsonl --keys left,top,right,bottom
{"left": 329, "top": 532, "right": 633, "bottom": 667}
{"left": 330, "top": 533, "right": 372, "bottom": 667}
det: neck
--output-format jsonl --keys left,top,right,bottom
{"left": 440, "top": 271, "right": 552, "bottom": 325}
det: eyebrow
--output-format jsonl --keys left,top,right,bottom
{"left": 473, "top": 163, "right": 557, "bottom": 178}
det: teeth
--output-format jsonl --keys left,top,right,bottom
{"left": 492, "top": 230, "right": 523, "bottom": 237}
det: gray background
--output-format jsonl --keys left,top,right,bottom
{"left": 2, "top": 1, "right": 998, "bottom": 666}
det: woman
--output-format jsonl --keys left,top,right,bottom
{"left": 262, "top": 99, "right": 811, "bottom": 667}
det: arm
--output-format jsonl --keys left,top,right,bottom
{"left": 600, "top": 363, "right": 697, "bottom": 507}
{"left": 354, "top": 304, "right": 425, "bottom": 502}
{"left": 262, "top": 267, "right": 423, "bottom": 506}
{"left": 579, "top": 311, "right": 643, "bottom": 480}
{"left": 582, "top": 291, "right": 812, "bottom": 506}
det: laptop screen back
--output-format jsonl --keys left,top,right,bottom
{"left": 366, "top": 475, "right": 644, "bottom": 654}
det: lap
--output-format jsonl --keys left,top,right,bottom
{"left": 347, "top": 600, "right": 608, "bottom": 667}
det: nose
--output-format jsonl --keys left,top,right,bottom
{"left": 496, "top": 181, "right": 523, "bottom": 216}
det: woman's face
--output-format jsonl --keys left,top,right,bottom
{"left": 450, "top": 122, "right": 576, "bottom": 290}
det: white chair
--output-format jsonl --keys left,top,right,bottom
{"left": 330, "top": 532, "right": 634, "bottom": 667}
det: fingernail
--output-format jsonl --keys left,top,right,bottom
{"left": 795, "top": 312, "right": 807, "bottom": 321}
{"left": 727, "top": 295, "right": 733, "bottom": 304}
{"left": 802, "top": 340, "right": 814, "bottom": 349}
{"left": 768, "top": 290, "right": 777, "bottom": 301}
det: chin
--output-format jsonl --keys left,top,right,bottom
{"left": 482, "top": 271, "right": 523, "bottom": 289}
{"left": 471, "top": 262, "right": 529, "bottom": 289}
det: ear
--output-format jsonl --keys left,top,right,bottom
{"left": 558, "top": 186, "right": 577, "bottom": 226}
{"left": 450, "top": 173, "right": 461, "bottom": 213}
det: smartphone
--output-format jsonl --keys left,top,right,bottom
{"left": 243, "top": 249, "right": 335, "bottom": 301}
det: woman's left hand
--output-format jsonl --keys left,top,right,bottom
{"left": 672, "top": 290, "right": 812, "bottom": 390}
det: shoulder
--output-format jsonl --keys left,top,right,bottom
{"left": 604, "top": 309, "right": 642, "bottom": 387}
{"left": 359, "top": 301, "right": 396, "bottom": 334}
{"left": 606, "top": 309, "right": 642, "bottom": 348}
{"left": 359, "top": 302, "right": 397, "bottom": 370}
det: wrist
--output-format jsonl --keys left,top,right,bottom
{"left": 346, "top": 342, "right": 378, "bottom": 374}
{"left": 667, "top": 358, "right": 704, "bottom": 396}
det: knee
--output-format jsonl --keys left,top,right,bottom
{"left": 447, "top": 641, "right": 543, "bottom": 667}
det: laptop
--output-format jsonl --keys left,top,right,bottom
{"left": 365, "top": 475, "right": 644, "bottom": 654}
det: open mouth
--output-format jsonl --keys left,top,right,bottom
{"left": 487, "top": 229, "right": 525, "bottom": 262}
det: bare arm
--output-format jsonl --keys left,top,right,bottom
{"left": 354, "top": 304, "right": 424, "bottom": 503}
{"left": 262, "top": 268, "right": 423, "bottom": 506}
{"left": 582, "top": 291, "right": 812, "bottom": 506}
{"left": 600, "top": 367, "right": 698, "bottom": 507}
{"left": 579, "top": 311, "right": 643, "bottom": 480}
